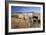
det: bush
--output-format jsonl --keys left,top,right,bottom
{"left": 12, "top": 15, "right": 19, "bottom": 18}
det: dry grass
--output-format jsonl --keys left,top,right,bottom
{"left": 11, "top": 13, "right": 40, "bottom": 29}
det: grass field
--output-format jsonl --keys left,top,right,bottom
{"left": 11, "top": 13, "right": 40, "bottom": 29}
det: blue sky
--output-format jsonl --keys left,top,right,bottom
{"left": 11, "top": 6, "right": 41, "bottom": 13}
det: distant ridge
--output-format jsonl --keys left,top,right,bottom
{"left": 12, "top": 11, "right": 40, "bottom": 14}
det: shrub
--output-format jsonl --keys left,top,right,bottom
{"left": 12, "top": 15, "right": 19, "bottom": 18}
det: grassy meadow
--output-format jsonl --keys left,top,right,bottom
{"left": 11, "top": 13, "right": 40, "bottom": 29}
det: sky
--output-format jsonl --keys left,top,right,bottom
{"left": 11, "top": 6, "right": 41, "bottom": 13}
